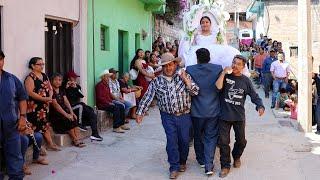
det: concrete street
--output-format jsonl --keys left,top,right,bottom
{"left": 26, "top": 88, "right": 320, "bottom": 180}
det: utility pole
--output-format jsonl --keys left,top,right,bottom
{"left": 298, "top": 0, "right": 312, "bottom": 132}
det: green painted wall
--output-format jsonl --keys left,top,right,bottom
{"left": 87, "top": 0, "right": 153, "bottom": 106}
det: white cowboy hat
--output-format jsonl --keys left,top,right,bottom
{"left": 160, "top": 53, "right": 182, "bottom": 66}
{"left": 100, "top": 69, "right": 113, "bottom": 78}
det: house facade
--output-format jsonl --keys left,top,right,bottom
{"left": 86, "top": 0, "right": 165, "bottom": 105}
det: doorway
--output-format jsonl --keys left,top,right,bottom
{"left": 45, "top": 18, "right": 73, "bottom": 77}
{"left": 118, "top": 30, "right": 129, "bottom": 75}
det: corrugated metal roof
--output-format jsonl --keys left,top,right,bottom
{"left": 223, "top": 0, "right": 254, "bottom": 12}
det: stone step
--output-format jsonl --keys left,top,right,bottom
{"left": 24, "top": 110, "right": 113, "bottom": 164}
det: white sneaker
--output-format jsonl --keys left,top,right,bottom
{"left": 200, "top": 164, "right": 205, "bottom": 168}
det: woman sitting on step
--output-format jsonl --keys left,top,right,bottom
{"left": 49, "top": 73, "right": 86, "bottom": 148}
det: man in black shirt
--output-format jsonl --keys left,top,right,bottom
{"left": 65, "top": 71, "right": 103, "bottom": 141}
{"left": 215, "top": 55, "right": 265, "bottom": 178}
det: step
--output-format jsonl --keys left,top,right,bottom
{"left": 96, "top": 110, "right": 114, "bottom": 131}
{"left": 53, "top": 127, "right": 92, "bottom": 147}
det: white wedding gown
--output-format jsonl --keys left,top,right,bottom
{"left": 179, "top": 33, "right": 250, "bottom": 76}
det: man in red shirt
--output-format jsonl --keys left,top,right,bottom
{"left": 95, "top": 69, "right": 129, "bottom": 133}
{"left": 254, "top": 47, "right": 267, "bottom": 84}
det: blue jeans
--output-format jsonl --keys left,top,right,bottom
{"left": 113, "top": 100, "right": 133, "bottom": 116}
{"left": 272, "top": 79, "right": 287, "bottom": 106}
{"left": 20, "top": 132, "right": 43, "bottom": 162}
{"left": 192, "top": 117, "right": 219, "bottom": 171}
{"left": 255, "top": 68, "right": 262, "bottom": 84}
{"left": 262, "top": 72, "right": 273, "bottom": 96}
{"left": 0, "top": 118, "right": 24, "bottom": 180}
{"left": 160, "top": 112, "right": 192, "bottom": 172}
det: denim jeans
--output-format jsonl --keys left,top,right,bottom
{"left": 255, "top": 68, "right": 262, "bottom": 84}
{"left": 160, "top": 112, "right": 192, "bottom": 172}
{"left": 20, "top": 132, "right": 43, "bottom": 162}
{"left": 262, "top": 72, "right": 273, "bottom": 97}
{"left": 272, "top": 79, "right": 287, "bottom": 106}
{"left": 113, "top": 100, "right": 133, "bottom": 116}
{"left": 219, "top": 120, "right": 247, "bottom": 169}
{"left": 192, "top": 117, "right": 219, "bottom": 171}
{"left": 0, "top": 118, "right": 24, "bottom": 180}
{"left": 100, "top": 103, "right": 125, "bottom": 129}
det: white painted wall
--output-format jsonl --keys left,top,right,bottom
{"left": 0, "top": 0, "right": 87, "bottom": 101}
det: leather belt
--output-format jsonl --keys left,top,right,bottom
{"left": 275, "top": 77, "right": 286, "bottom": 80}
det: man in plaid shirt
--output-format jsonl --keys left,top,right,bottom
{"left": 136, "top": 53, "right": 199, "bottom": 179}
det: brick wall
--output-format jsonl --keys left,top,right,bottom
{"left": 265, "top": 1, "right": 320, "bottom": 74}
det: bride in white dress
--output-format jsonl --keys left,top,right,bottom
{"left": 178, "top": 4, "right": 249, "bottom": 76}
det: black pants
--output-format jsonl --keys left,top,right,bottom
{"left": 73, "top": 102, "right": 99, "bottom": 135}
{"left": 219, "top": 120, "right": 247, "bottom": 169}
{"left": 101, "top": 104, "right": 125, "bottom": 129}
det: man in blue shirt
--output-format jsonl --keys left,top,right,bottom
{"left": 262, "top": 49, "right": 277, "bottom": 98}
{"left": 0, "top": 51, "right": 28, "bottom": 180}
{"left": 186, "top": 48, "right": 222, "bottom": 176}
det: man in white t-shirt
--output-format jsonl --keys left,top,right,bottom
{"left": 270, "top": 53, "right": 291, "bottom": 108}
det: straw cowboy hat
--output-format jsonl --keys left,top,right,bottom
{"left": 100, "top": 69, "right": 113, "bottom": 78}
{"left": 160, "top": 53, "right": 182, "bottom": 66}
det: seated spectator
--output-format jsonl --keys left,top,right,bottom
{"left": 118, "top": 73, "right": 143, "bottom": 119}
{"left": 109, "top": 68, "right": 134, "bottom": 117}
{"left": 64, "top": 71, "right": 103, "bottom": 141}
{"left": 20, "top": 121, "right": 48, "bottom": 175}
{"left": 25, "top": 57, "right": 61, "bottom": 151}
{"left": 50, "top": 73, "right": 86, "bottom": 148}
{"left": 286, "top": 79, "right": 298, "bottom": 95}
{"left": 275, "top": 88, "right": 289, "bottom": 110}
{"left": 96, "top": 69, "right": 130, "bottom": 133}
{"left": 285, "top": 94, "right": 298, "bottom": 120}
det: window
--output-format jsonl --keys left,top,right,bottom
{"left": 229, "top": 12, "right": 247, "bottom": 21}
{"left": 135, "top": 33, "right": 141, "bottom": 50}
{"left": 45, "top": 18, "right": 73, "bottom": 77}
{"left": 100, "top": 25, "right": 110, "bottom": 51}
{"left": 289, "top": 46, "right": 298, "bottom": 57}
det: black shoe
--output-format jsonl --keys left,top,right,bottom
{"left": 315, "top": 131, "right": 320, "bottom": 135}
{"left": 79, "top": 124, "right": 88, "bottom": 132}
{"left": 271, "top": 105, "right": 275, "bottom": 109}
{"left": 90, "top": 134, "right": 103, "bottom": 141}
{"left": 265, "top": 95, "right": 269, "bottom": 98}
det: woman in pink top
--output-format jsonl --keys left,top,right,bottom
{"left": 254, "top": 47, "right": 267, "bottom": 84}
{"left": 285, "top": 94, "right": 298, "bottom": 120}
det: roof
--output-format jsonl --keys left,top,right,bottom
{"left": 223, "top": 0, "right": 253, "bottom": 13}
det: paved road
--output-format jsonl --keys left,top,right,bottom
{"left": 26, "top": 88, "right": 320, "bottom": 180}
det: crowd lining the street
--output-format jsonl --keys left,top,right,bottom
{"left": 1, "top": 31, "right": 320, "bottom": 179}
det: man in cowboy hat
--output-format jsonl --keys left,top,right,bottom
{"left": 95, "top": 69, "right": 129, "bottom": 133}
{"left": 136, "top": 52, "right": 199, "bottom": 179}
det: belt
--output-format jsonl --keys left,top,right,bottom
{"left": 275, "top": 77, "right": 286, "bottom": 80}
{"left": 174, "top": 110, "right": 190, "bottom": 116}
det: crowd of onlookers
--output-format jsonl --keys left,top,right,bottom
{"left": 240, "top": 34, "right": 298, "bottom": 121}
{"left": 0, "top": 36, "right": 179, "bottom": 179}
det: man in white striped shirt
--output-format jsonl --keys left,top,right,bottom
{"left": 136, "top": 53, "right": 199, "bottom": 179}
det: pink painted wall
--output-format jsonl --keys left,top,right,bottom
{"left": 0, "top": 0, "right": 80, "bottom": 80}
